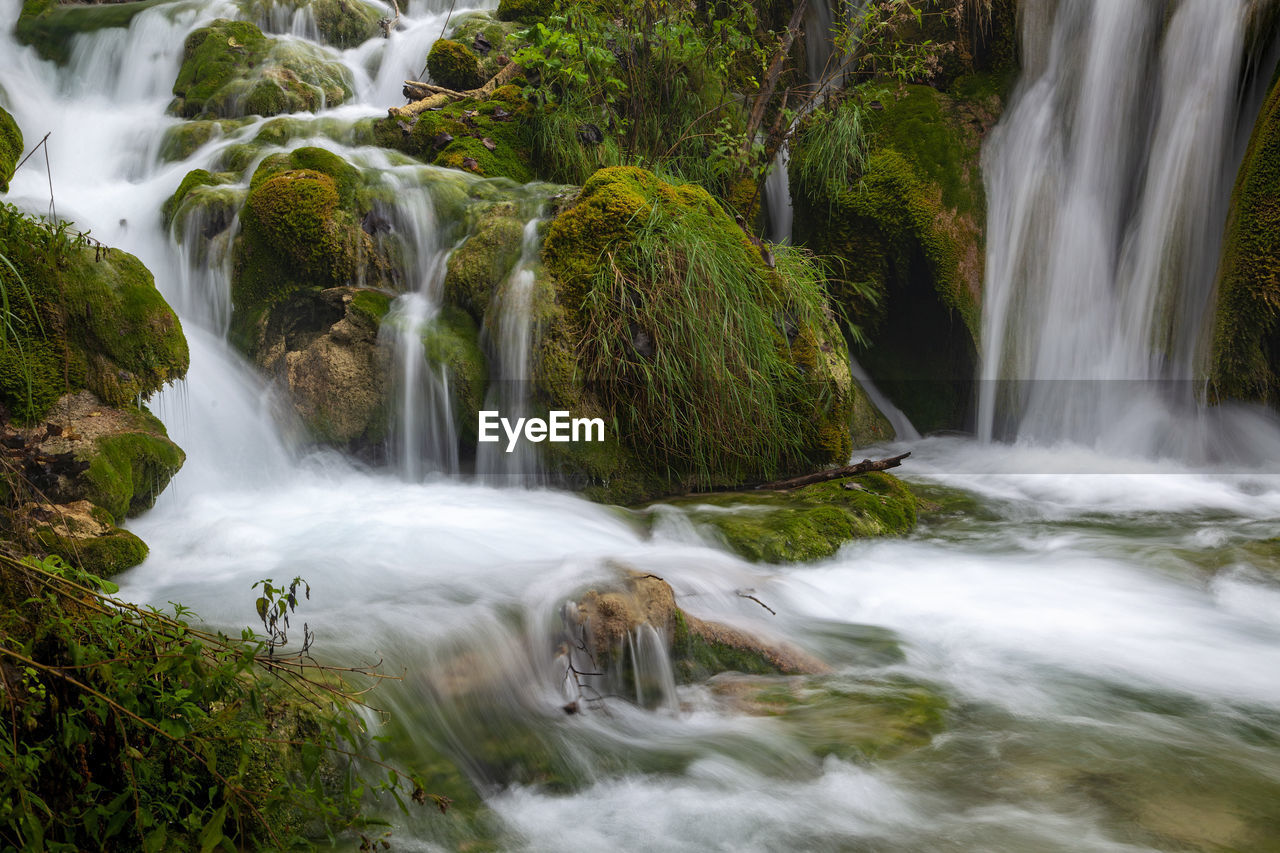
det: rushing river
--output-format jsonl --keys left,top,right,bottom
{"left": 4, "top": 0, "right": 1280, "bottom": 849}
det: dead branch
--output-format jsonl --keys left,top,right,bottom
{"left": 390, "top": 62, "right": 522, "bottom": 119}
{"left": 379, "top": 0, "right": 400, "bottom": 37}
{"left": 740, "top": 0, "right": 809, "bottom": 159}
{"left": 754, "top": 452, "right": 911, "bottom": 490}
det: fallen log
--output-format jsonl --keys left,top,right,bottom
{"left": 390, "top": 61, "right": 522, "bottom": 119}
{"left": 754, "top": 453, "right": 911, "bottom": 491}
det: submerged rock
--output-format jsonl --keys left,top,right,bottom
{"left": 170, "top": 19, "right": 353, "bottom": 119}
{"left": 651, "top": 471, "right": 919, "bottom": 564}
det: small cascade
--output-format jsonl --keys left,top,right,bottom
{"left": 978, "top": 0, "right": 1271, "bottom": 459}
{"left": 763, "top": 144, "right": 792, "bottom": 244}
{"left": 476, "top": 218, "right": 544, "bottom": 487}
{"left": 630, "top": 623, "right": 679, "bottom": 712}
{"left": 849, "top": 356, "right": 920, "bottom": 442}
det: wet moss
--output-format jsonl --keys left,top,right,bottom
{"left": 170, "top": 19, "right": 353, "bottom": 119}
{"left": 655, "top": 472, "right": 918, "bottom": 563}
{"left": 671, "top": 610, "right": 784, "bottom": 682}
{"left": 370, "top": 85, "right": 535, "bottom": 182}
{"left": 158, "top": 117, "right": 251, "bottom": 163}
{"left": 1210, "top": 72, "right": 1280, "bottom": 407}
{"left": 162, "top": 168, "right": 226, "bottom": 226}
{"left": 448, "top": 13, "right": 520, "bottom": 81}
{"left": 443, "top": 201, "right": 525, "bottom": 322}
{"left": 81, "top": 413, "right": 186, "bottom": 523}
{"left": 15, "top": 0, "right": 166, "bottom": 65}
{"left": 792, "top": 81, "right": 1000, "bottom": 432}
{"left": 0, "top": 106, "right": 21, "bottom": 194}
{"left": 420, "top": 306, "right": 489, "bottom": 446}
{"left": 32, "top": 502, "right": 150, "bottom": 577}
{"left": 428, "top": 38, "right": 482, "bottom": 91}
{"left": 310, "top": 0, "right": 382, "bottom": 48}
{"left": 496, "top": 0, "right": 551, "bottom": 24}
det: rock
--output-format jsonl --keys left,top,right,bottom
{"left": 427, "top": 38, "right": 482, "bottom": 91}
{"left": 419, "top": 307, "right": 489, "bottom": 448}
{"left": 649, "top": 471, "right": 919, "bottom": 564}
{"left": 1210, "top": 72, "right": 1280, "bottom": 407}
{"left": 247, "top": 286, "right": 392, "bottom": 455}
{"left": 442, "top": 201, "right": 525, "bottom": 322}
{"left": 14, "top": 0, "right": 167, "bottom": 65}
{"left": 169, "top": 19, "right": 353, "bottom": 119}
{"left": 536, "top": 166, "right": 857, "bottom": 503}
{"left": 26, "top": 499, "right": 149, "bottom": 577}
{"left": 6, "top": 391, "right": 185, "bottom": 525}
{"left": 572, "top": 573, "right": 828, "bottom": 692}
{"left": 0, "top": 106, "right": 21, "bottom": 194}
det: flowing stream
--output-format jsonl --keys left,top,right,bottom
{"left": 4, "top": 0, "right": 1280, "bottom": 849}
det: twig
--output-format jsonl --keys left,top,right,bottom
{"left": 736, "top": 591, "right": 776, "bottom": 616}
{"left": 754, "top": 452, "right": 911, "bottom": 490}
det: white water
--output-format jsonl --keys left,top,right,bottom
{"left": 4, "top": 0, "right": 1280, "bottom": 849}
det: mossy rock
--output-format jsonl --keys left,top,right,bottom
{"left": 0, "top": 207, "right": 189, "bottom": 424}
{"left": 14, "top": 0, "right": 167, "bottom": 65}
{"left": 652, "top": 472, "right": 918, "bottom": 563}
{"left": 158, "top": 117, "right": 251, "bottom": 163}
{"left": 1210, "top": 71, "right": 1280, "bottom": 407}
{"left": 792, "top": 81, "right": 1004, "bottom": 432}
{"left": 420, "top": 306, "right": 489, "bottom": 447}
{"left": 495, "top": 0, "right": 551, "bottom": 24}
{"left": 427, "top": 38, "right": 482, "bottom": 91}
{"left": 231, "top": 147, "right": 391, "bottom": 347}
{"left": 170, "top": 18, "right": 353, "bottom": 119}
{"left": 310, "top": 0, "right": 383, "bottom": 48}
{"left": 709, "top": 673, "right": 949, "bottom": 761}
{"left": 537, "top": 166, "right": 856, "bottom": 503}
{"left": 443, "top": 201, "right": 525, "bottom": 322}
{"left": 448, "top": 13, "right": 521, "bottom": 81}
{"left": 0, "top": 106, "right": 21, "bottom": 194}
{"left": 368, "top": 85, "right": 535, "bottom": 183}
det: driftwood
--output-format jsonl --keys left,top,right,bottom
{"left": 379, "top": 0, "right": 400, "bottom": 37}
{"left": 390, "top": 62, "right": 522, "bottom": 120}
{"left": 755, "top": 453, "right": 911, "bottom": 491}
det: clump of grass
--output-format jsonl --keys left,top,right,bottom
{"left": 575, "top": 195, "right": 835, "bottom": 488}
{"left": 792, "top": 96, "right": 873, "bottom": 203}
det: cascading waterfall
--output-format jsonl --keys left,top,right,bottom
{"left": 5, "top": 0, "right": 1280, "bottom": 849}
{"left": 476, "top": 217, "right": 545, "bottom": 486}
{"left": 978, "top": 0, "right": 1279, "bottom": 462}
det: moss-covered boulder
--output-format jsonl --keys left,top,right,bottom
{"left": 792, "top": 79, "right": 1004, "bottom": 432}
{"left": 443, "top": 200, "right": 525, "bottom": 321}
{"left": 158, "top": 117, "right": 252, "bottom": 163}
{"left": 245, "top": 286, "right": 392, "bottom": 453}
{"left": 536, "top": 166, "right": 856, "bottom": 503}
{"left": 1210, "top": 71, "right": 1280, "bottom": 407}
{"left": 495, "top": 0, "right": 551, "bottom": 24}
{"left": 651, "top": 471, "right": 918, "bottom": 563}
{"left": 447, "top": 13, "right": 521, "bottom": 82}
{"left": 230, "top": 146, "right": 392, "bottom": 346}
{"left": 170, "top": 19, "right": 353, "bottom": 119}
{"left": 427, "top": 38, "right": 482, "bottom": 91}
{"left": 0, "top": 106, "right": 21, "bottom": 194}
{"left": 14, "top": 0, "right": 167, "bottom": 65}
{"left": 0, "top": 206, "right": 188, "bottom": 424}
{"left": 236, "top": 0, "right": 383, "bottom": 47}
{"left": 366, "top": 84, "right": 535, "bottom": 182}
{"left": 572, "top": 573, "right": 828, "bottom": 698}
{"left": 27, "top": 500, "right": 149, "bottom": 577}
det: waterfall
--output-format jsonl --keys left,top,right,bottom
{"left": 476, "top": 218, "right": 545, "bottom": 486}
{"left": 978, "top": 0, "right": 1278, "bottom": 461}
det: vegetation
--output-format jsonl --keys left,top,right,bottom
{"left": 0, "top": 107, "right": 21, "bottom": 195}
{"left": 1211, "top": 70, "right": 1280, "bottom": 407}
{"left": 427, "top": 39, "right": 482, "bottom": 91}
{"left": 0, "top": 554, "right": 443, "bottom": 852}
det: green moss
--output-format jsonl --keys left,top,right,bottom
{"left": 162, "top": 168, "right": 225, "bottom": 226}
{"left": 496, "top": 0, "right": 552, "bottom": 24}
{"left": 0, "top": 106, "right": 21, "bottom": 194}
{"left": 15, "top": 0, "right": 167, "bottom": 65}
{"left": 538, "top": 167, "right": 855, "bottom": 501}
{"left": 349, "top": 288, "right": 392, "bottom": 323}
{"left": 1210, "top": 72, "right": 1280, "bottom": 406}
{"left": 654, "top": 472, "right": 918, "bottom": 563}
{"left": 671, "top": 611, "right": 783, "bottom": 683}
{"left": 792, "top": 82, "right": 999, "bottom": 432}
{"left": 34, "top": 510, "right": 150, "bottom": 578}
{"left": 420, "top": 306, "right": 489, "bottom": 446}
{"left": 81, "top": 415, "right": 186, "bottom": 523}
{"left": 158, "top": 117, "right": 250, "bottom": 163}
{"left": 371, "top": 87, "right": 535, "bottom": 182}
{"left": 310, "top": 0, "right": 382, "bottom": 48}
{"left": 0, "top": 206, "right": 189, "bottom": 423}
{"left": 427, "top": 38, "right": 482, "bottom": 91}
{"left": 443, "top": 201, "right": 525, "bottom": 321}
{"left": 448, "top": 13, "right": 520, "bottom": 80}
{"left": 170, "top": 19, "right": 353, "bottom": 119}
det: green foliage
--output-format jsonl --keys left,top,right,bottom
{"left": 0, "top": 106, "right": 21, "bottom": 195}
{"left": 0, "top": 203, "right": 188, "bottom": 423}
{"left": 541, "top": 167, "right": 854, "bottom": 497}
{"left": 1211, "top": 72, "right": 1280, "bottom": 406}
{"left": 0, "top": 555, "right": 443, "bottom": 852}
{"left": 792, "top": 97, "right": 872, "bottom": 208}
{"left": 427, "top": 39, "right": 482, "bottom": 91}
